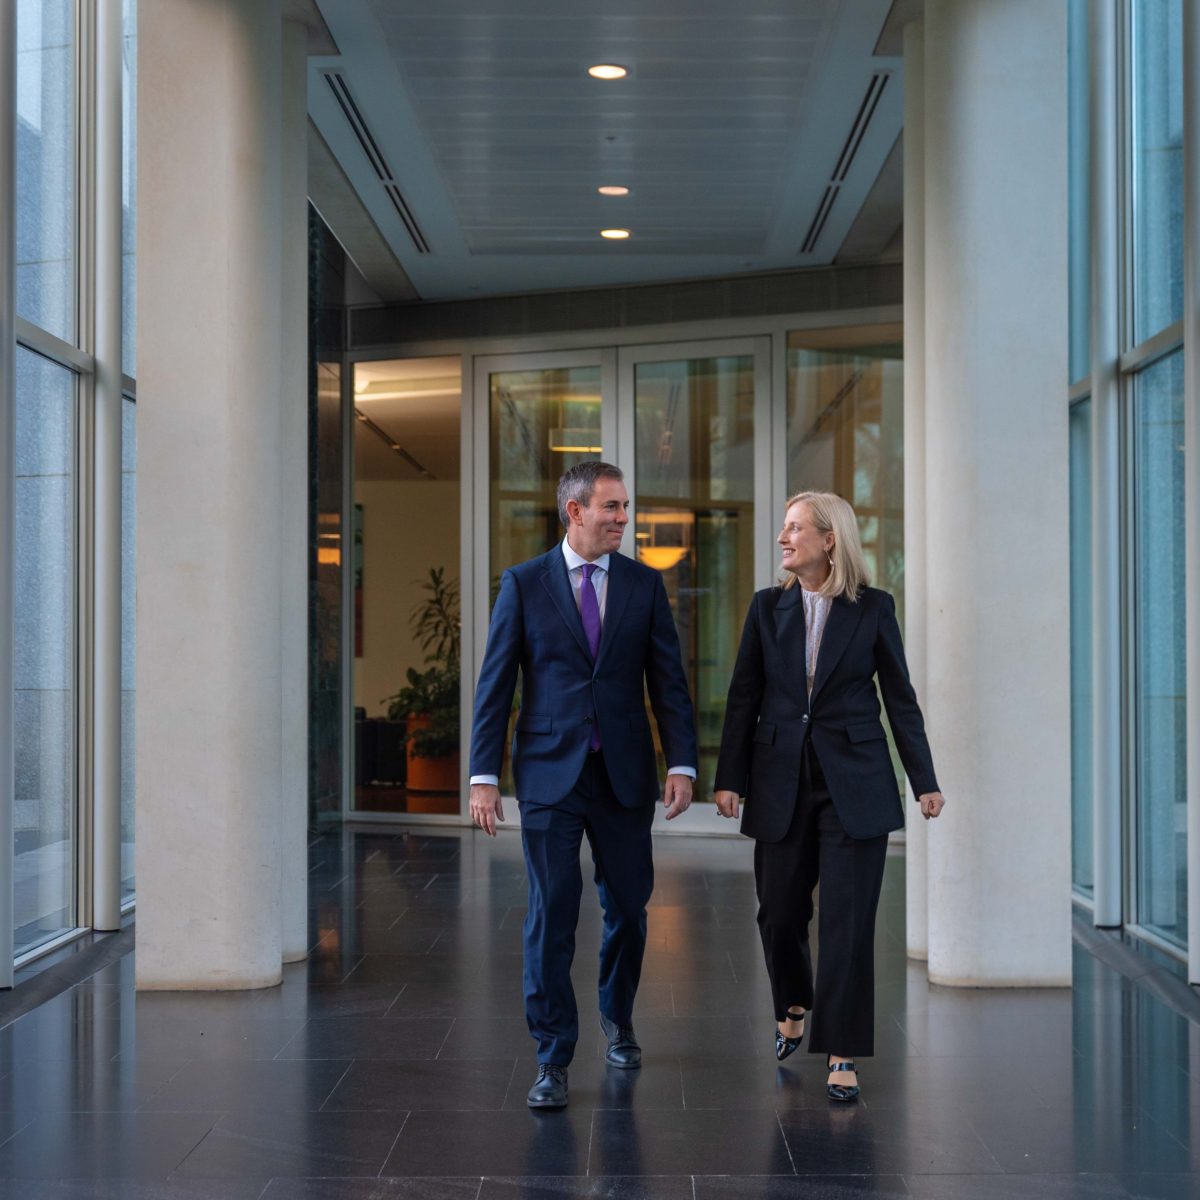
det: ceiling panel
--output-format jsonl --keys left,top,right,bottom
{"left": 310, "top": 0, "right": 903, "bottom": 299}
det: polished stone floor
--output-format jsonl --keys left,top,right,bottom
{"left": 0, "top": 826, "right": 1197, "bottom": 1199}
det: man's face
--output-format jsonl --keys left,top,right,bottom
{"left": 567, "top": 477, "right": 630, "bottom": 560}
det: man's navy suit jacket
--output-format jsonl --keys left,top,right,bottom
{"left": 469, "top": 546, "right": 698, "bottom": 808}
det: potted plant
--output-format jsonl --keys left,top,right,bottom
{"left": 383, "top": 567, "right": 460, "bottom": 793}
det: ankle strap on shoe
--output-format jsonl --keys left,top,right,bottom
{"left": 828, "top": 1060, "right": 855, "bottom": 1072}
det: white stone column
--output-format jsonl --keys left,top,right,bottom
{"left": 902, "top": 17, "right": 929, "bottom": 961}
{"left": 136, "top": 0, "right": 284, "bottom": 988}
{"left": 280, "top": 18, "right": 310, "bottom": 965}
{"left": 923, "top": 0, "right": 1071, "bottom": 986}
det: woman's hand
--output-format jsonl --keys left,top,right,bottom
{"left": 714, "top": 790, "right": 741, "bottom": 819}
{"left": 919, "top": 792, "right": 945, "bottom": 820}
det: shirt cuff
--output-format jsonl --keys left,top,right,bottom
{"left": 469, "top": 775, "right": 500, "bottom": 787}
{"left": 666, "top": 766, "right": 697, "bottom": 778}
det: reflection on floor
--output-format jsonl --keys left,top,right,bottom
{"left": 353, "top": 785, "right": 459, "bottom": 815}
{"left": 0, "top": 826, "right": 1197, "bottom": 1198}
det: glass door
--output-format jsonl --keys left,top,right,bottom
{"left": 472, "top": 350, "right": 617, "bottom": 799}
{"left": 618, "top": 338, "right": 775, "bottom": 832}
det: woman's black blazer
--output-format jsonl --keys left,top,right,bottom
{"left": 714, "top": 585, "right": 939, "bottom": 842}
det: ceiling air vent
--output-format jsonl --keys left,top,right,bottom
{"left": 323, "top": 71, "right": 431, "bottom": 255}
{"left": 799, "top": 71, "right": 891, "bottom": 256}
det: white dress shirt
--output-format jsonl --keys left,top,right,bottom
{"left": 470, "top": 538, "right": 697, "bottom": 787}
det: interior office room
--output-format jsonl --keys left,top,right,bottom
{"left": 0, "top": 0, "right": 1198, "bottom": 1194}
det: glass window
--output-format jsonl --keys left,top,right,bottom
{"left": 15, "top": 0, "right": 78, "bottom": 343}
{"left": 1132, "top": 350, "right": 1185, "bottom": 947}
{"left": 122, "top": 0, "right": 137, "bottom": 375}
{"left": 121, "top": 397, "right": 136, "bottom": 901}
{"left": 1069, "top": 400, "right": 1093, "bottom": 896}
{"left": 1131, "top": 0, "right": 1183, "bottom": 344}
{"left": 1068, "top": 0, "right": 1091, "bottom": 382}
{"left": 633, "top": 354, "right": 756, "bottom": 789}
{"left": 13, "top": 348, "right": 77, "bottom": 956}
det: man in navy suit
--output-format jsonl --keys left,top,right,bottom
{"left": 469, "top": 461, "right": 698, "bottom": 1109}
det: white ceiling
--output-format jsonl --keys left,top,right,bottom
{"left": 309, "top": 0, "right": 902, "bottom": 301}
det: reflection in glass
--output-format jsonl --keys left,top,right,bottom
{"left": 15, "top": 0, "right": 76, "bottom": 343}
{"left": 787, "top": 327, "right": 904, "bottom": 789}
{"left": 122, "top": 0, "right": 137, "bottom": 375}
{"left": 1133, "top": 352, "right": 1186, "bottom": 948}
{"left": 1068, "top": 400, "right": 1092, "bottom": 896}
{"left": 1068, "top": 0, "right": 1090, "bottom": 382}
{"left": 634, "top": 356, "right": 755, "bottom": 789}
{"left": 14, "top": 348, "right": 76, "bottom": 956}
{"left": 121, "top": 397, "right": 136, "bottom": 900}
{"left": 490, "top": 366, "right": 601, "bottom": 794}
{"left": 1131, "top": 0, "right": 1183, "bottom": 343}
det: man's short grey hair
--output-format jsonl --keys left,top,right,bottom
{"left": 556, "top": 461, "right": 625, "bottom": 527}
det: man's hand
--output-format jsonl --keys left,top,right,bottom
{"left": 470, "top": 783, "right": 505, "bottom": 836}
{"left": 918, "top": 792, "right": 945, "bottom": 820}
{"left": 714, "top": 789, "right": 740, "bottom": 820}
{"left": 663, "top": 773, "right": 694, "bottom": 820}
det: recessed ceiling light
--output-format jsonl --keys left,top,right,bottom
{"left": 588, "top": 64, "right": 628, "bottom": 80}
{"left": 600, "top": 228, "right": 631, "bottom": 240}
{"left": 598, "top": 185, "right": 630, "bottom": 197}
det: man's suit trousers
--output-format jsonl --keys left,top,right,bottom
{"left": 753, "top": 748, "right": 889, "bottom": 1057}
{"left": 519, "top": 751, "right": 654, "bottom": 1066}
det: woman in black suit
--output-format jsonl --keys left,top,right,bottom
{"left": 714, "top": 491, "right": 944, "bottom": 1102}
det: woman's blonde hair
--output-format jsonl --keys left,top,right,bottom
{"left": 780, "top": 491, "right": 870, "bottom": 602}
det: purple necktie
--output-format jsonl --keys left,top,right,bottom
{"left": 580, "top": 563, "right": 602, "bottom": 750}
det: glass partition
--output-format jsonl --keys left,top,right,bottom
{"left": 1132, "top": 350, "right": 1186, "bottom": 947}
{"left": 1069, "top": 399, "right": 1093, "bottom": 897}
{"left": 121, "top": 397, "right": 136, "bottom": 901}
{"left": 1131, "top": 0, "right": 1183, "bottom": 344}
{"left": 13, "top": 348, "right": 77, "bottom": 956}
{"left": 15, "top": 0, "right": 77, "bottom": 344}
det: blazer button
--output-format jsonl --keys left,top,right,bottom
{"left": 802, "top": 714, "right": 809, "bottom": 724}
{"left": 584, "top": 716, "right": 593, "bottom": 723}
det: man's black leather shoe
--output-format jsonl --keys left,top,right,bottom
{"left": 599, "top": 1013, "right": 641, "bottom": 1069}
{"left": 527, "top": 1064, "right": 568, "bottom": 1109}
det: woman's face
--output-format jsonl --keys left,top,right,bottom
{"left": 778, "top": 502, "right": 832, "bottom": 577}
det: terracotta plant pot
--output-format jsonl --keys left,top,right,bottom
{"left": 405, "top": 714, "right": 460, "bottom": 793}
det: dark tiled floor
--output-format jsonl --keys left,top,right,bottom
{"left": 0, "top": 827, "right": 1195, "bottom": 1200}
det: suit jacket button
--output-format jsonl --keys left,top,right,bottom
{"left": 585, "top": 716, "right": 593, "bottom": 723}
{"left": 802, "top": 714, "right": 809, "bottom": 724}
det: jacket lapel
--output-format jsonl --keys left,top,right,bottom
{"left": 809, "top": 595, "right": 864, "bottom": 702}
{"left": 771, "top": 585, "right": 808, "bottom": 707}
{"left": 594, "top": 552, "right": 633, "bottom": 668}
{"left": 539, "top": 549, "right": 591, "bottom": 660}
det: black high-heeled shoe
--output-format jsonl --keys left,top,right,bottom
{"left": 774, "top": 1008, "right": 806, "bottom": 1061}
{"left": 827, "top": 1059, "right": 860, "bottom": 1102}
